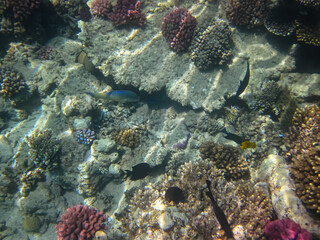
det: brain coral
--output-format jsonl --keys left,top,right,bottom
{"left": 191, "top": 18, "right": 233, "bottom": 70}
{"left": 227, "top": 0, "right": 269, "bottom": 28}
{"left": 120, "top": 159, "right": 273, "bottom": 239}
{"left": 285, "top": 104, "right": 320, "bottom": 215}
{"left": 161, "top": 8, "right": 197, "bottom": 52}
{"left": 56, "top": 205, "right": 106, "bottom": 240}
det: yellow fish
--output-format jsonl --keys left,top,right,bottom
{"left": 240, "top": 141, "right": 256, "bottom": 150}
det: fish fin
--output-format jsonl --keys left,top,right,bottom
{"left": 124, "top": 170, "right": 132, "bottom": 179}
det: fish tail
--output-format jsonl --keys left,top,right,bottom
{"left": 85, "top": 92, "right": 106, "bottom": 99}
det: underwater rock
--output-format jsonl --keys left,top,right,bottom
{"left": 157, "top": 211, "right": 174, "bottom": 231}
{"left": 23, "top": 215, "right": 41, "bottom": 232}
{"left": 92, "top": 137, "right": 116, "bottom": 154}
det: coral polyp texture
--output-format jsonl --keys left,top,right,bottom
{"left": 26, "top": 129, "right": 60, "bottom": 170}
{"left": 120, "top": 159, "right": 273, "bottom": 239}
{"left": 55, "top": 205, "right": 106, "bottom": 240}
{"left": 264, "top": 218, "right": 312, "bottom": 240}
{"left": 161, "top": 8, "right": 197, "bottom": 52}
{"left": 75, "top": 129, "right": 96, "bottom": 145}
{"left": 111, "top": 128, "right": 140, "bottom": 148}
{"left": 0, "top": 68, "right": 25, "bottom": 98}
{"left": 191, "top": 18, "right": 233, "bottom": 70}
{"left": 90, "top": 0, "right": 112, "bottom": 19}
{"left": 285, "top": 104, "right": 320, "bottom": 215}
{"left": 227, "top": 0, "right": 269, "bottom": 28}
{"left": 295, "top": 19, "right": 320, "bottom": 47}
{"left": 108, "top": 0, "right": 146, "bottom": 26}
{"left": 199, "top": 141, "right": 249, "bottom": 180}
{"left": 5, "top": 0, "right": 40, "bottom": 21}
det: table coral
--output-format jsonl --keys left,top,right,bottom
{"left": 6, "top": 0, "right": 40, "bottom": 21}
{"left": 26, "top": 129, "right": 60, "bottom": 170}
{"left": 161, "top": 8, "right": 197, "bottom": 52}
{"left": 285, "top": 104, "right": 320, "bottom": 215}
{"left": 108, "top": 0, "right": 146, "bottom": 26}
{"left": 227, "top": 0, "right": 269, "bottom": 28}
{"left": 295, "top": 19, "right": 320, "bottom": 47}
{"left": 191, "top": 18, "right": 233, "bottom": 70}
{"left": 55, "top": 205, "right": 106, "bottom": 240}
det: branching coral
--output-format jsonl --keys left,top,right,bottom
{"left": 0, "top": 67, "right": 26, "bottom": 98}
{"left": 111, "top": 128, "right": 140, "bottom": 148}
{"left": 285, "top": 104, "right": 320, "bottom": 215}
{"left": 26, "top": 129, "right": 60, "bottom": 170}
{"left": 90, "top": 0, "right": 112, "bottom": 19}
{"left": 161, "top": 8, "right": 197, "bottom": 52}
{"left": 6, "top": 0, "right": 40, "bottom": 21}
{"left": 20, "top": 168, "right": 44, "bottom": 197}
{"left": 227, "top": 0, "right": 270, "bottom": 28}
{"left": 199, "top": 141, "right": 249, "bottom": 180}
{"left": 56, "top": 205, "right": 106, "bottom": 240}
{"left": 191, "top": 18, "right": 233, "bottom": 70}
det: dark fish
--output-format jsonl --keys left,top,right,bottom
{"left": 221, "top": 129, "right": 244, "bottom": 145}
{"left": 125, "top": 163, "right": 151, "bottom": 180}
{"left": 236, "top": 59, "right": 250, "bottom": 96}
{"left": 205, "top": 180, "right": 234, "bottom": 239}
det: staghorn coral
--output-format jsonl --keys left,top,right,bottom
{"left": 75, "top": 129, "right": 96, "bottom": 145}
{"left": 20, "top": 168, "right": 45, "bottom": 197}
{"left": 227, "top": 0, "right": 270, "bottom": 28}
{"left": 161, "top": 8, "right": 197, "bottom": 52}
{"left": 120, "top": 159, "right": 273, "bottom": 239}
{"left": 199, "top": 141, "right": 249, "bottom": 180}
{"left": 191, "top": 18, "right": 233, "bottom": 70}
{"left": 111, "top": 128, "right": 140, "bottom": 148}
{"left": 55, "top": 205, "right": 106, "bottom": 240}
{"left": 285, "top": 104, "right": 320, "bottom": 215}
{"left": 6, "top": 0, "right": 40, "bottom": 21}
{"left": 90, "top": 0, "right": 112, "bottom": 19}
{"left": 26, "top": 129, "right": 60, "bottom": 170}
{"left": 0, "top": 67, "right": 26, "bottom": 98}
{"left": 108, "top": 0, "right": 146, "bottom": 26}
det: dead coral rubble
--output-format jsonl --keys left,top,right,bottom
{"left": 285, "top": 104, "right": 320, "bottom": 215}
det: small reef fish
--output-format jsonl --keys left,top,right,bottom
{"left": 240, "top": 141, "right": 256, "bottom": 150}
{"left": 205, "top": 180, "right": 234, "bottom": 239}
{"left": 221, "top": 128, "right": 244, "bottom": 145}
{"left": 125, "top": 163, "right": 151, "bottom": 180}
{"left": 86, "top": 90, "right": 140, "bottom": 103}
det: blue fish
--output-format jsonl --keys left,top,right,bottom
{"left": 86, "top": 90, "right": 140, "bottom": 103}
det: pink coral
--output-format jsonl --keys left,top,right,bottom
{"left": 108, "top": 0, "right": 146, "bottom": 26}
{"left": 161, "top": 8, "right": 197, "bottom": 52}
{"left": 90, "top": 0, "right": 112, "bottom": 19}
{"left": 6, "top": 0, "right": 40, "bottom": 21}
{"left": 264, "top": 219, "right": 312, "bottom": 240}
{"left": 56, "top": 205, "right": 106, "bottom": 240}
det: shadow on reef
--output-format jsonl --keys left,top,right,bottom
{"left": 295, "top": 45, "right": 320, "bottom": 73}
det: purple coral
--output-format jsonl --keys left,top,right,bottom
{"left": 6, "top": 0, "right": 40, "bottom": 21}
{"left": 173, "top": 133, "right": 191, "bottom": 150}
{"left": 161, "top": 8, "right": 197, "bottom": 52}
{"left": 264, "top": 218, "right": 312, "bottom": 240}
{"left": 108, "top": 0, "right": 146, "bottom": 27}
{"left": 75, "top": 129, "right": 96, "bottom": 145}
{"left": 90, "top": 0, "right": 112, "bottom": 19}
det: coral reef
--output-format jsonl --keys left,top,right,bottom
{"left": 26, "top": 129, "right": 60, "bottom": 170}
{"left": 191, "top": 18, "right": 233, "bottom": 70}
{"left": 285, "top": 104, "right": 320, "bottom": 215}
{"left": 0, "top": 67, "right": 26, "bottom": 98}
{"left": 75, "top": 129, "right": 96, "bottom": 145}
{"left": 227, "top": 0, "right": 269, "bottom": 27}
{"left": 90, "top": 0, "right": 112, "bottom": 19}
{"left": 6, "top": 0, "right": 40, "bottom": 21}
{"left": 38, "top": 46, "right": 57, "bottom": 61}
{"left": 296, "top": 0, "right": 320, "bottom": 8}
{"left": 55, "top": 205, "right": 106, "bottom": 240}
{"left": 108, "top": 0, "right": 146, "bottom": 26}
{"left": 20, "top": 168, "right": 45, "bottom": 197}
{"left": 120, "top": 159, "right": 273, "bottom": 239}
{"left": 199, "top": 141, "right": 249, "bottom": 180}
{"left": 111, "top": 128, "right": 140, "bottom": 148}
{"left": 264, "top": 218, "right": 312, "bottom": 240}
{"left": 161, "top": 8, "right": 197, "bottom": 52}
{"left": 295, "top": 19, "right": 320, "bottom": 47}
